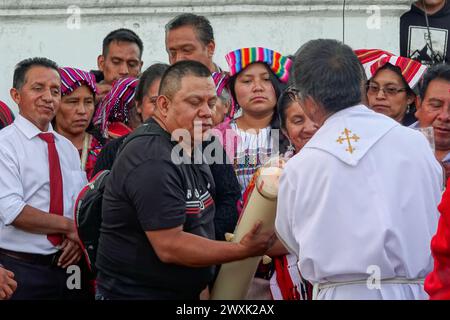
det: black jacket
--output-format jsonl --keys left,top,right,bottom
{"left": 400, "top": 1, "right": 450, "bottom": 65}
{"left": 93, "top": 132, "right": 240, "bottom": 242}
{"left": 203, "top": 137, "right": 240, "bottom": 242}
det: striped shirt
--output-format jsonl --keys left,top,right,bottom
{"left": 230, "top": 120, "right": 274, "bottom": 195}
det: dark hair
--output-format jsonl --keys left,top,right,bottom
{"left": 371, "top": 63, "right": 415, "bottom": 97}
{"left": 277, "top": 87, "right": 297, "bottom": 131}
{"left": 13, "top": 57, "right": 59, "bottom": 90}
{"left": 102, "top": 28, "right": 144, "bottom": 59}
{"left": 165, "top": 13, "right": 214, "bottom": 46}
{"left": 135, "top": 63, "right": 169, "bottom": 105}
{"left": 292, "top": 39, "right": 364, "bottom": 114}
{"left": 419, "top": 63, "right": 450, "bottom": 99}
{"left": 159, "top": 60, "right": 212, "bottom": 98}
{"left": 229, "top": 62, "right": 289, "bottom": 153}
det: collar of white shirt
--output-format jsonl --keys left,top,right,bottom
{"left": 14, "top": 114, "right": 60, "bottom": 141}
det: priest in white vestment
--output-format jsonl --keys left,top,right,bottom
{"left": 275, "top": 39, "right": 442, "bottom": 300}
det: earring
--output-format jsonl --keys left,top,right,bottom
{"left": 287, "top": 140, "right": 295, "bottom": 152}
{"left": 233, "top": 104, "right": 242, "bottom": 119}
{"left": 285, "top": 139, "right": 295, "bottom": 158}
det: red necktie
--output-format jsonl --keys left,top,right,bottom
{"left": 38, "top": 133, "right": 64, "bottom": 246}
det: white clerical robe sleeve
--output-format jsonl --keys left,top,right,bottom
{"left": 275, "top": 169, "right": 299, "bottom": 257}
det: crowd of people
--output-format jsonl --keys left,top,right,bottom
{"left": 0, "top": 0, "right": 450, "bottom": 300}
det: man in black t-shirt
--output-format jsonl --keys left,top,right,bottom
{"left": 95, "top": 60, "right": 275, "bottom": 300}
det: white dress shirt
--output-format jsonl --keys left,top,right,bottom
{"left": 276, "top": 105, "right": 442, "bottom": 299}
{"left": 0, "top": 114, "right": 87, "bottom": 254}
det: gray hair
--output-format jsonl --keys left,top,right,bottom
{"left": 292, "top": 39, "right": 365, "bottom": 114}
{"left": 218, "top": 87, "right": 231, "bottom": 106}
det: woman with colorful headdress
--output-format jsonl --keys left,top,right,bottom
{"left": 215, "top": 47, "right": 291, "bottom": 196}
{"left": 212, "top": 47, "right": 291, "bottom": 299}
{"left": 92, "top": 63, "right": 169, "bottom": 176}
{"left": 228, "top": 86, "right": 319, "bottom": 300}
{"left": 53, "top": 67, "right": 105, "bottom": 179}
{"left": 92, "top": 76, "right": 140, "bottom": 140}
{"left": 211, "top": 72, "right": 233, "bottom": 126}
{"left": 0, "top": 100, "right": 15, "bottom": 130}
{"left": 356, "top": 49, "right": 427, "bottom": 126}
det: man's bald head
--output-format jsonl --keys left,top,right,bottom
{"left": 159, "top": 60, "right": 212, "bottom": 99}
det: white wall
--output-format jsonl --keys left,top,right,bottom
{"left": 0, "top": 0, "right": 413, "bottom": 112}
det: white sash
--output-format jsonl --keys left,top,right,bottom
{"left": 312, "top": 277, "right": 425, "bottom": 300}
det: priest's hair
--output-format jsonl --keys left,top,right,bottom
{"left": 292, "top": 39, "right": 364, "bottom": 114}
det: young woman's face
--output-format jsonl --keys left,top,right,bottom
{"left": 233, "top": 63, "right": 277, "bottom": 117}
{"left": 283, "top": 99, "right": 318, "bottom": 153}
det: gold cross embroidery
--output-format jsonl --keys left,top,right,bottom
{"left": 336, "top": 128, "right": 360, "bottom": 154}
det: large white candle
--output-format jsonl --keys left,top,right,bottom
{"left": 211, "top": 166, "right": 283, "bottom": 300}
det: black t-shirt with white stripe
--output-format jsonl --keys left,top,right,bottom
{"left": 96, "top": 119, "right": 216, "bottom": 299}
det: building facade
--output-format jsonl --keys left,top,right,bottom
{"left": 0, "top": 0, "right": 412, "bottom": 110}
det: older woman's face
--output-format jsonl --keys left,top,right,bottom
{"left": 367, "top": 68, "right": 415, "bottom": 123}
{"left": 234, "top": 63, "right": 277, "bottom": 117}
{"left": 211, "top": 97, "right": 230, "bottom": 126}
{"left": 137, "top": 78, "right": 161, "bottom": 122}
{"left": 56, "top": 85, "right": 95, "bottom": 136}
{"left": 283, "top": 99, "right": 318, "bottom": 153}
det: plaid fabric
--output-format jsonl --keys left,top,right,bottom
{"left": 59, "top": 67, "right": 97, "bottom": 96}
{"left": 85, "top": 136, "right": 103, "bottom": 180}
{"left": 230, "top": 121, "right": 274, "bottom": 195}
{"left": 93, "top": 77, "right": 139, "bottom": 137}
{"left": 355, "top": 49, "right": 427, "bottom": 89}
{"left": 355, "top": 49, "right": 394, "bottom": 65}
{"left": 212, "top": 71, "right": 239, "bottom": 119}
{"left": 212, "top": 72, "right": 230, "bottom": 97}
{"left": 225, "top": 47, "right": 292, "bottom": 83}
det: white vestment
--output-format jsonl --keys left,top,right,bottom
{"left": 275, "top": 105, "right": 442, "bottom": 300}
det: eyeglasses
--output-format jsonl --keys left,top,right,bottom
{"left": 366, "top": 84, "right": 407, "bottom": 97}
